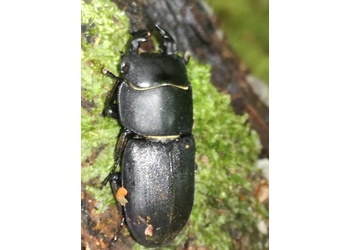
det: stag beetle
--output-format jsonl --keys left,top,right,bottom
{"left": 101, "top": 25, "right": 196, "bottom": 247}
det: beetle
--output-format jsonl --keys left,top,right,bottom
{"left": 101, "top": 25, "right": 196, "bottom": 247}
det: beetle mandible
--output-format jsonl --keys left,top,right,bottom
{"left": 101, "top": 24, "right": 196, "bottom": 247}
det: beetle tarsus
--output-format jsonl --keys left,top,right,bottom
{"left": 109, "top": 217, "right": 125, "bottom": 247}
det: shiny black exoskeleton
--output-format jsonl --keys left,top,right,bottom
{"left": 102, "top": 25, "right": 195, "bottom": 247}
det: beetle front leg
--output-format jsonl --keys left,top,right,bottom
{"left": 102, "top": 68, "right": 122, "bottom": 119}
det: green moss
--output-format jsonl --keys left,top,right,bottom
{"left": 81, "top": 0, "right": 267, "bottom": 249}
{"left": 206, "top": 0, "right": 269, "bottom": 84}
{"left": 81, "top": 0, "right": 128, "bottom": 207}
{"left": 186, "top": 61, "right": 265, "bottom": 250}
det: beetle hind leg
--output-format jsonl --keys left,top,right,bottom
{"left": 108, "top": 172, "right": 126, "bottom": 247}
{"left": 110, "top": 216, "right": 125, "bottom": 247}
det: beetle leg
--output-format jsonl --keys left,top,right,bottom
{"left": 110, "top": 216, "right": 125, "bottom": 247}
{"left": 102, "top": 69, "right": 122, "bottom": 119}
{"left": 155, "top": 24, "right": 177, "bottom": 55}
{"left": 101, "top": 129, "right": 133, "bottom": 187}
{"left": 109, "top": 172, "right": 126, "bottom": 246}
{"left": 109, "top": 172, "right": 122, "bottom": 199}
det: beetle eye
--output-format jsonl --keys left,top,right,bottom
{"left": 121, "top": 63, "right": 129, "bottom": 74}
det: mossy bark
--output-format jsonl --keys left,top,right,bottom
{"left": 81, "top": 0, "right": 268, "bottom": 249}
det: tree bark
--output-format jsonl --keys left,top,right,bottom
{"left": 113, "top": 0, "right": 269, "bottom": 158}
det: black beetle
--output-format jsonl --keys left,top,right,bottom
{"left": 101, "top": 25, "right": 196, "bottom": 247}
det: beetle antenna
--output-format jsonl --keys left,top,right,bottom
{"left": 102, "top": 68, "right": 120, "bottom": 80}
